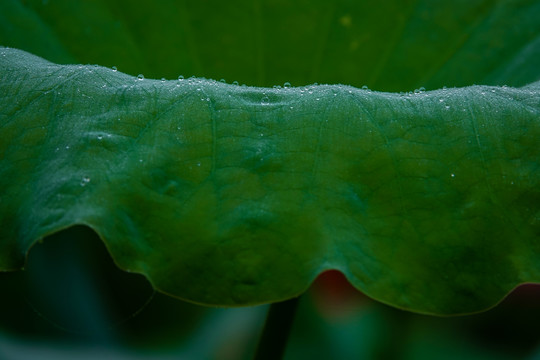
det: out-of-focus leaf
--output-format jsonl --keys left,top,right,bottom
{"left": 286, "top": 283, "right": 540, "bottom": 360}
{"left": 1, "top": 0, "right": 540, "bottom": 90}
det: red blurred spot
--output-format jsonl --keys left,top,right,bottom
{"left": 310, "top": 270, "right": 367, "bottom": 321}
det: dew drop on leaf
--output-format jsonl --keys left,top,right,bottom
{"left": 137, "top": 74, "right": 144, "bottom": 80}
{"left": 80, "top": 176, "right": 91, "bottom": 186}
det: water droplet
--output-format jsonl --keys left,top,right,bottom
{"left": 315, "top": 98, "right": 320, "bottom": 101}
{"left": 442, "top": 86, "right": 448, "bottom": 91}
{"left": 261, "top": 96, "right": 270, "bottom": 105}
{"left": 439, "top": 98, "right": 444, "bottom": 103}
{"left": 445, "top": 105, "right": 450, "bottom": 110}
{"left": 260, "top": 133, "right": 264, "bottom": 137}
{"left": 450, "top": 173, "right": 455, "bottom": 178}
{"left": 178, "top": 75, "right": 184, "bottom": 81}
{"left": 97, "top": 135, "right": 103, "bottom": 140}
{"left": 161, "top": 78, "right": 166, "bottom": 82}
{"left": 137, "top": 74, "right": 144, "bottom": 80}
{"left": 139, "top": 159, "right": 143, "bottom": 163}
{"left": 197, "top": 162, "right": 201, "bottom": 167}
{"left": 196, "top": 88, "right": 201, "bottom": 92}
{"left": 111, "top": 66, "right": 117, "bottom": 72}
{"left": 80, "top": 176, "right": 91, "bottom": 186}
{"left": 283, "top": 82, "right": 291, "bottom": 88}
{"left": 290, "top": 106, "right": 294, "bottom": 110}
{"left": 220, "top": 79, "right": 226, "bottom": 83}
{"left": 232, "top": 81, "right": 239, "bottom": 86}
{"left": 362, "top": 85, "right": 369, "bottom": 90}
{"left": 65, "top": 145, "right": 70, "bottom": 150}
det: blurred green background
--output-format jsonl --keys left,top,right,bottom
{"left": 1, "top": 0, "right": 540, "bottom": 359}
{"left": 1, "top": 227, "right": 539, "bottom": 359}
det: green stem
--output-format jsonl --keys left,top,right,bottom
{"left": 253, "top": 296, "right": 300, "bottom": 360}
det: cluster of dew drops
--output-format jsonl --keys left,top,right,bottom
{"left": 112, "top": 65, "right": 460, "bottom": 109}
{"left": 116, "top": 64, "right": 340, "bottom": 106}
{"left": 122, "top": 70, "right": 463, "bottom": 112}
{"left": 113, "top": 66, "right": 519, "bottom": 116}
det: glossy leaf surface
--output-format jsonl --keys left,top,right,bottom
{"left": 1, "top": 48, "right": 539, "bottom": 314}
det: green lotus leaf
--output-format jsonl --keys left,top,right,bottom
{"left": 1, "top": 47, "right": 538, "bottom": 315}
{"left": 2, "top": 0, "right": 540, "bottom": 91}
